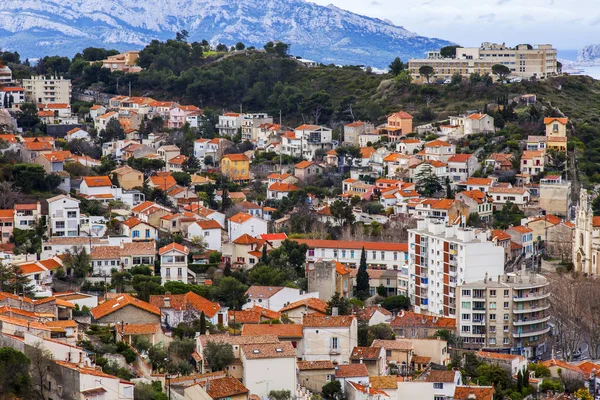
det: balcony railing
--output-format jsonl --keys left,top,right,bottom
{"left": 513, "top": 304, "right": 550, "bottom": 314}
{"left": 513, "top": 315, "right": 551, "bottom": 326}
{"left": 513, "top": 292, "right": 550, "bottom": 302}
{"left": 512, "top": 326, "right": 551, "bottom": 338}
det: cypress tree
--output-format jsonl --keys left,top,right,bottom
{"left": 261, "top": 245, "right": 268, "bottom": 264}
{"left": 224, "top": 261, "right": 232, "bottom": 277}
{"left": 356, "top": 247, "right": 370, "bottom": 300}
{"left": 199, "top": 311, "right": 207, "bottom": 334}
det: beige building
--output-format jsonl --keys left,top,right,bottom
{"left": 544, "top": 117, "right": 568, "bottom": 137}
{"left": 306, "top": 260, "right": 352, "bottom": 302}
{"left": 302, "top": 314, "right": 357, "bottom": 364}
{"left": 573, "top": 189, "right": 600, "bottom": 274}
{"left": 22, "top": 75, "right": 72, "bottom": 104}
{"left": 539, "top": 175, "right": 571, "bottom": 217}
{"left": 112, "top": 165, "right": 144, "bottom": 190}
{"left": 409, "top": 43, "right": 557, "bottom": 83}
{"left": 100, "top": 51, "right": 142, "bottom": 73}
{"left": 457, "top": 272, "right": 550, "bottom": 359}
{"left": 297, "top": 360, "right": 335, "bottom": 394}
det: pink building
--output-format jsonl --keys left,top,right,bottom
{"left": 0, "top": 209, "right": 14, "bottom": 244}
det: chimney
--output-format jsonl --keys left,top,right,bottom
{"left": 497, "top": 275, "right": 501, "bottom": 284}
{"left": 332, "top": 307, "right": 339, "bottom": 316}
{"left": 164, "top": 292, "right": 171, "bottom": 308}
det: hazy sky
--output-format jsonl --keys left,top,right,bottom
{"left": 310, "top": 0, "right": 588, "bottom": 52}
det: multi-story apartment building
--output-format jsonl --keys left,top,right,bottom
{"left": 457, "top": 272, "right": 550, "bottom": 359}
{"left": 216, "top": 113, "right": 243, "bottom": 137}
{"left": 343, "top": 121, "right": 376, "bottom": 146}
{"left": 241, "top": 113, "right": 273, "bottom": 142}
{"left": 408, "top": 43, "right": 557, "bottom": 83}
{"left": 22, "top": 76, "right": 72, "bottom": 104}
{"left": 408, "top": 219, "right": 504, "bottom": 318}
{"left": 0, "top": 65, "right": 12, "bottom": 83}
{"left": 47, "top": 194, "right": 80, "bottom": 237}
{"left": 159, "top": 242, "right": 190, "bottom": 285}
{"left": 14, "top": 202, "right": 42, "bottom": 230}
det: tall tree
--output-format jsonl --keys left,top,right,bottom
{"left": 199, "top": 311, "right": 207, "bottom": 335}
{"left": 388, "top": 57, "right": 405, "bottom": 76}
{"left": 415, "top": 165, "right": 442, "bottom": 197}
{"left": 63, "top": 246, "right": 92, "bottom": 279}
{"left": 418, "top": 65, "right": 434, "bottom": 83}
{"left": 326, "top": 293, "right": 350, "bottom": 315}
{"left": 0, "top": 347, "right": 32, "bottom": 397}
{"left": 491, "top": 64, "right": 511, "bottom": 83}
{"left": 356, "top": 247, "right": 370, "bottom": 300}
{"left": 203, "top": 342, "right": 234, "bottom": 371}
{"left": 261, "top": 246, "right": 268, "bottom": 264}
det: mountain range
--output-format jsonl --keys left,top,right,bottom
{"left": 0, "top": 0, "right": 452, "bottom": 68}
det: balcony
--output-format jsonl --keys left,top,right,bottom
{"left": 513, "top": 292, "right": 550, "bottom": 302}
{"left": 513, "top": 315, "right": 551, "bottom": 326}
{"left": 512, "top": 326, "right": 551, "bottom": 338}
{"left": 472, "top": 318, "right": 486, "bottom": 325}
{"left": 513, "top": 304, "right": 550, "bottom": 314}
{"left": 449, "top": 249, "right": 458, "bottom": 255}
{"left": 329, "top": 348, "right": 341, "bottom": 355}
{"left": 473, "top": 306, "right": 486, "bottom": 311}
{"left": 421, "top": 277, "right": 428, "bottom": 288}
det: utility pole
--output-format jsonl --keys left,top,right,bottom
{"left": 128, "top": 81, "right": 131, "bottom": 97}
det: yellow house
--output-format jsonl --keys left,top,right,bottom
{"left": 220, "top": 153, "right": 250, "bottom": 183}
{"left": 544, "top": 117, "right": 568, "bottom": 137}
{"left": 112, "top": 165, "right": 144, "bottom": 189}
{"left": 547, "top": 136, "right": 567, "bottom": 152}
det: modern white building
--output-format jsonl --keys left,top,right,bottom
{"left": 159, "top": 242, "right": 190, "bottom": 285}
{"left": 281, "top": 125, "right": 334, "bottom": 161}
{"left": 243, "top": 286, "right": 318, "bottom": 311}
{"left": 47, "top": 194, "right": 80, "bottom": 237}
{"left": 14, "top": 202, "right": 42, "bottom": 230}
{"left": 216, "top": 113, "right": 243, "bottom": 137}
{"left": 408, "top": 218, "right": 505, "bottom": 318}
{"left": 22, "top": 75, "right": 72, "bottom": 104}
{"left": 227, "top": 212, "right": 268, "bottom": 243}
{"left": 240, "top": 342, "right": 297, "bottom": 398}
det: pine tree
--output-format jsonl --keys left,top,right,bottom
{"left": 356, "top": 247, "right": 370, "bottom": 300}
{"left": 223, "top": 261, "right": 232, "bottom": 277}
{"left": 199, "top": 311, "right": 207, "bottom": 334}
{"left": 261, "top": 246, "right": 268, "bottom": 264}
{"left": 221, "top": 186, "right": 232, "bottom": 211}
{"left": 517, "top": 370, "right": 523, "bottom": 392}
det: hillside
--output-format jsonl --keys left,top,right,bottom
{"left": 0, "top": 0, "right": 452, "bottom": 67}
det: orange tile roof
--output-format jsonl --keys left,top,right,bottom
{"left": 389, "top": 111, "right": 413, "bottom": 119}
{"left": 293, "top": 239, "right": 408, "bottom": 252}
{"left": 149, "top": 292, "right": 220, "bottom": 318}
{"left": 509, "top": 225, "right": 533, "bottom": 234}
{"left": 431, "top": 199, "right": 455, "bottom": 210}
{"left": 544, "top": 117, "right": 568, "bottom": 125}
{"left": 268, "top": 182, "right": 300, "bottom": 192}
{"left": 453, "top": 386, "right": 494, "bottom": 400}
{"left": 296, "top": 124, "right": 321, "bottom": 131}
{"left": 233, "top": 234, "right": 260, "bottom": 245}
{"left": 194, "top": 220, "right": 223, "bottom": 230}
{"left": 297, "top": 360, "right": 335, "bottom": 370}
{"left": 280, "top": 297, "right": 328, "bottom": 314}
{"left": 448, "top": 154, "right": 474, "bottom": 163}
{"left": 246, "top": 286, "right": 285, "bottom": 299}
{"left": 83, "top": 176, "right": 112, "bottom": 187}
{"left": 542, "top": 359, "right": 584, "bottom": 374}
{"left": 335, "top": 261, "right": 350, "bottom": 275}
{"left": 0, "top": 315, "right": 53, "bottom": 331}
{"left": 116, "top": 323, "right": 161, "bottom": 335}
{"left": 467, "top": 113, "right": 487, "bottom": 120}
{"left": 360, "top": 146, "right": 376, "bottom": 158}
{"left": 45, "top": 320, "right": 78, "bottom": 328}
{"left": 229, "top": 309, "right": 261, "bottom": 324}
{"left": 369, "top": 376, "right": 397, "bottom": 389}
{"left": 249, "top": 305, "right": 281, "bottom": 320}
{"left": 476, "top": 351, "right": 525, "bottom": 362}
{"left": 240, "top": 342, "right": 297, "bottom": 360}
{"left": 521, "top": 150, "right": 544, "bottom": 159}
{"left": 530, "top": 214, "right": 562, "bottom": 226}
{"left": 464, "top": 177, "right": 493, "bottom": 186}
{"left": 55, "top": 361, "right": 120, "bottom": 380}
{"left": 242, "top": 323, "right": 303, "bottom": 338}
{"left": 24, "top": 141, "right": 53, "bottom": 151}
{"left": 222, "top": 153, "right": 249, "bottom": 162}
{"left": 348, "top": 381, "right": 389, "bottom": 397}
{"left": 423, "top": 370, "right": 459, "bottom": 383}
{"left": 425, "top": 139, "right": 451, "bottom": 148}
{"left": 335, "top": 364, "right": 368, "bottom": 378}
{"left": 168, "top": 155, "right": 186, "bottom": 165}
{"left": 91, "top": 294, "right": 160, "bottom": 319}
{"left": 295, "top": 160, "right": 314, "bottom": 169}
{"left": 159, "top": 242, "right": 190, "bottom": 255}
{"left": 491, "top": 229, "right": 511, "bottom": 241}
{"left": 201, "top": 376, "right": 249, "bottom": 399}
{"left": 16, "top": 262, "right": 45, "bottom": 275}
{"left": 577, "top": 361, "right": 600, "bottom": 377}
{"left": 345, "top": 121, "right": 366, "bottom": 127}
{"left": 303, "top": 314, "right": 355, "bottom": 328}
{"left": 0, "top": 134, "right": 17, "bottom": 143}
{"left": 229, "top": 212, "right": 253, "bottom": 224}
{"left": 350, "top": 346, "right": 382, "bottom": 360}
{"left": 121, "top": 217, "right": 145, "bottom": 229}
{"left": 592, "top": 216, "right": 600, "bottom": 228}
{"left": 390, "top": 311, "right": 456, "bottom": 329}
{"left": 148, "top": 174, "right": 177, "bottom": 191}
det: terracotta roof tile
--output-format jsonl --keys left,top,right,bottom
{"left": 453, "top": 386, "right": 494, "bottom": 400}
{"left": 303, "top": 314, "right": 355, "bottom": 328}
{"left": 198, "top": 334, "right": 279, "bottom": 348}
{"left": 350, "top": 346, "right": 382, "bottom": 360}
{"left": 293, "top": 239, "right": 407, "bottom": 252}
{"left": 241, "top": 342, "right": 296, "bottom": 359}
{"left": 423, "top": 370, "right": 459, "bottom": 383}
{"left": 159, "top": 242, "right": 190, "bottom": 255}
{"left": 149, "top": 292, "right": 220, "bottom": 318}
{"left": 389, "top": 111, "right": 413, "bottom": 119}
{"left": 297, "top": 360, "right": 335, "bottom": 370}
{"left": 242, "top": 324, "right": 303, "bottom": 338}
{"left": 280, "top": 298, "right": 328, "bottom": 314}
{"left": 222, "top": 153, "right": 249, "bottom": 162}
{"left": 83, "top": 176, "right": 112, "bottom": 187}
{"left": 229, "top": 212, "right": 254, "bottom": 224}
{"left": 335, "top": 364, "right": 368, "bottom": 378}
{"left": 390, "top": 311, "right": 456, "bottom": 329}
{"left": 232, "top": 234, "right": 259, "bottom": 245}
{"left": 369, "top": 376, "right": 397, "bottom": 389}
{"left": 116, "top": 323, "right": 161, "bottom": 335}
{"left": 201, "top": 376, "right": 249, "bottom": 399}
{"left": 91, "top": 294, "right": 160, "bottom": 319}
{"left": 45, "top": 320, "right": 78, "bottom": 328}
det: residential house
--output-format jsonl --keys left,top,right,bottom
{"left": 21, "top": 138, "right": 53, "bottom": 162}
{"left": 506, "top": 225, "right": 534, "bottom": 259}
{"left": 421, "top": 140, "right": 456, "bottom": 163}
{"left": 241, "top": 324, "right": 303, "bottom": 354}
{"left": 267, "top": 182, "right": 300, "bottom": 200}
{"left": 95, "top": 111, "right": 118, "bottom": 131}
{"left": 344, "top": 121, "right": 375, "bottom": 146}
{"left": 241, "top": 113, "right": 273, "bottom": 142}
{"left": 228, "top": 212, "right": 267, "bottom": 243}
{"left": 460, "top": 177, "right": 495, "bottom": 193}
{"left": 89, "top": 105, "right": 107, "bottom": 120}
{"left": 176, "top": 376, "right": 249, "bottom": 400}
{"left": 240, "top": 342, "right": 297, "bottom": 398}
{"left": 335, "top": 364, "right": 369, "bottom": 393}
{"left": 409, "top": 161, "right": 447, "bottom": 184}
{"left": 65, "top": 127, "right": 90, "bottom": 141}
{"left": 520, "top": 150, "right": 545, "bottom": 176}
{"left": 159, "top": 242, "right": 191, "bottom": 285}
{"left": 544, "top": 117, "right": 568, "bottom": 137}
{"left": 221, "top": 154, "right": 250, "bottom": 183}
{"left": 418, "top": 370, "right": 462, "bottom": 400}
{"left": 404, "top": 337, "right": 450, "bottom": 367}
{"left": 342, "top": 178, "right": 375, "bottom": 200}
{"left": 112, "top": 165, "right": 144, "bottom": 190}
{"left": 475, "top": 352, "right": 527, "bottom": 376}
{"left": 527, "top": 215, "right": 573, "bottom": 258}
{"left": 371, "top": 339, "right": 413, "bottom": 372}
{"left": 488, "top": 187, "right": 531, "bottom": 207}
{"left": 350, "top": 346, "right": 386, "bottom": 376}
{"left": 485, "top": 153, "right": 514, "bottom": 171}
{"left": 132, "top": 201, "right": 172, "bottom": 226}
{"left": 384, "top": 153, "right": 413, "bottom": 179}
{"left": 302, "top": 314, "right": 357, "bottom": 364}
{"left": 397, "top": 138, "right": 423, "bottom": 155}
{"left": 194, "top": 138, "right": 210, "bottom": 166}
{"left": 384, "top": 112, "right": 413, "bottom": 142}
{"left": 187, "top": 220, "right": 223, "bottom": 252}
{"left": 90, "top": 293, "right": 161, "bottom": 325}
{"left": 447, "top": 153, "right": 478, "bottom": 183}
{"left": 244, "top": 285, "right": 317, "bottom": 312}
{"left": 216, "top": 113, "right": 243, "bottom": 137}
{"left": 47, "top": 194, "right": 80, "bottom": 237}
{"left": 453, "top": 386, "right": 495, "bottom": 400}
{"left": 390, "top": 310, "right": 457, "bottom": 338}
{"left": 116, "top": 323, "right": 166, "bottom": 346}
{"left": 464, "top": 113, "right": 494, "bottom": 135}
{"left": 167, "top": 155, "right": 187, "bottom": 173}
{"left": 147, "top": 172, "right": 178, "bottom": 191}
{"left": 356, "top": 306, "right": 393, "bottom": 326}
{"left": 278, "top": 297, "right": 328, "bottom": 323}
{"left": 120, "top": 217, "right": 158, "bottom": 241}
{"left": 456, "top": 190, "right": 494, "bottom": 222}
{"left": 294, "top": 125, "right": 334, "bottom": 160}
{"left": 294, "top": 161, "right": 324, "bottom": 181}
{"left": 150, "top": 291, "right": 227, "bottom": 328}
{"left": 306, "top": 260, "right": 352, "bottom": 302}
{"left": 526, "top": 136, "right": 547, "bottom": 152}
{"left": 297, "top": 360, "right": 336, "bottom": 394}
{"left": 157, "top": 145, "right": 181, "bottom": 164}
{"left": 14, "top": 202, "right": 42, "bottom": 230}
{"left": 121, "top": 143, "right": 155, "bottom": 161}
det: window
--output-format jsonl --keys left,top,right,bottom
{"left": 461, "top": 301, "right": 471, "bottom": 309}
{"left": 166, "top": 268, "right": 171, "bottom": 277}
{"left": 394, "top": 252, "right": 398, "bottom": 261}
{"left": 462, "top": 289, "right": 471, "bottom": 296}
{"left": 350, "top": 250, "right": 355, "bottom": 259}
{"left": 461, "top": 325, "right": 470, "bottom": 332}
{"left": 19, "top": 221, "right": 28, "bottom": 226}
{"left": 177, "top": 268, "right": 182, "bottom": 276}
{"left": 333, "top": 250, "right": 338, "bottom": 258}
{"left": 341, "top": 250, "right": 346, "bottom": 258}
{"left": 504, "top": 325, "right": 509, "bottom": 332}
{"left": 504, "top": 313, "right": 509, "bottom": 320}
{"left": 381, "top": 251, "right": 385, "bottom": 260}
{"left": 133, "top": 230, "right": 140, "bottom": 238}
{"left": 462, "top": 314, "right": 470, "bottom": 320}
{"left": 55, "top": 221, "right": 65, "bottom": 229}
{"left": 175, "top": 256, "right": 185, "bottom": 263}
{"left": 145, "top": 229, "right": 151, "bottom": 238}
{"left": 490, "top": 290, "right": 496, "bottom": 296}
{"left": 331, "top": 337, "right": 339, "bottom": 350}
{"left": 204, "top": 231, "right": 210, "bottom": 237}
{"left": 372, "top": 251, "right": 376, "bottom": 259}
{"left": 504, "top": 302, "right": 509, "bottom": 309}
{"left": 489, "top": 338, "right": 496, "bottom": 345}
{"left": 489, "top": 302, "right": 496, "bottom": 309}
{"left": 163, "top": 256, "right": 174, "bottom": 263}
{"left": 433, "top": 383, "right": 443, "bottom": 389}
{"left": 504, "top": 338, "right": 509, "bottom": 344}
{"left": 67, "top": 211, "right": 77, "bottom": 218}
{"left": 489, "top": 314, "right": 496, "bottom": 321}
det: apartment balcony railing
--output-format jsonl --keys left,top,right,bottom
{"left": 512, "top": 315, "right": 551, "bottom": 326}
{"left": 513, "top": 292, "right": 550, "bottom": 302}
{"left": 512, "top": 326, "right": 551, "bottom": 338}
{"left": 513, "top": 304, "right": 550, "bottom": 314}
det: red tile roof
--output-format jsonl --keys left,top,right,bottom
{"left": 232, "top": 234, "right": 259, "bottom": 245}
{"left": 83, "top": 176, "right": 112, "bottom": 187}
{"left": 303, "top": 314, "right": 355, "bottom": 327}
{"left": 246, "top": 286, "right": 284, "bottom": 299}
{"left": 389, "top": 111, "right": 413, "bottom": 119}
{"left": 268, "top": 182, "right": 300, "bottom": 192}
{"left": 91, "top": 294, "right": 160, "bottom": 319}
{"left": 222, "top": 153, "right": 249, "bottom": 162}
{"left": 423, "top": 370, "right": 459, "bottom": 383}
{"left": 295, "top": 160, "right": 314, "bottom": 169}
{"left": 297, "top": 360, "right": 335, "bottom": 370}
{"left": 242, "top": 323, "right": 303, "bottom": 338}
{"left": 159, "top": 242, "right": 190, "bottom": 255}
{"left": 279, "top": 297, "right": 328, "bottom": 314}
{"left": 448, "top": 154, "right": 474, "bottom": 163}
{"left": 149, "top": 292, "right": 221, "bottom": 318}
{"left": 229, "top": 212, "right": 253, "bottom": 224}
{"left": 335, "top": 364, "right": 368, "bottom": 378}
{"left": 453, "top": 386, "right": 494, "bottom": 400}
{"left": 350, "top": 346, "right": 382, "bottom": 360}
{"left": 241, "top": 342, "right": 297, "bottom": 359}
{"left": 201, "top": 376, "right": 249, "bottom": 399}
{"left": 293, "top": 239, "right": 408, "bottom": 252}
{"left": 390, "top": 311, "right": 456, "bottom": 329}
{"left": 116, "top": 323, "right": 161, "bottom": 335}
{"left": 544, "top": 117, "right": 568, "bottom": 125}
{"left": 194, "top": 220, "right": 223, "bottom": 230}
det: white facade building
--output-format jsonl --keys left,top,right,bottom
{"left": 47, "top": 195, "right": 80, "bottom": 237}
{"left": 22, "top": 76, "right": 72, "bottom": 104}
{"left": 227, "top": 212, "right": 268, "bottom": 243}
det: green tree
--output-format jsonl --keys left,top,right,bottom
{"left": 322, "top": 380, "right": 343, "bottom": 400}
{"left": 440, "top": 45, "right": 462, "bottom": 58}
{"left": 203, "top": 341, "right": 235, "bottom": 371}
{"left": 101, "top": 118, "right": 125, "bottom": 142}
{"left": 261, "top": 246, "right": 268, "bottom": 264}
{"left": 266, "top": 239, "right": 308, "bottom": 279}
{"left": 213, "top": 277, "right": 248, "bottom": 309}
{"left": 17, "top": 102, "right": 41, "bottom": 131}
{"left": 493, "top": 201, "right": 525, "bottom": 229}
{"left": 63, "top": 246, "right": 92, "bottom": 279}
{"left": 199, "top": 311, "right": 207, "bottom": 335}
{"left": 0, "top": 347, "right": 32, "bottom": 397}
{"left": 235, "top": 42, "right": 246, "bottom": 51}
{"left": 418, "top": 65, "right": 434, "bottom": 83}
{"left": 415, "top": 164, "right": 442, "bottom": 197}
{"left": 356, "top": 247, "right": 370, "bottom": 300}
{"left": 223, "top": 261, "right": 232, "bottom": 277}
{"left": 269, "top": 390, "right": 291, "bottom": 400}
{"left": 329, "top": 200, "right": 355, "bottom": 226}
{"left": 132, "top": 275, "right": 164, "bottom": 302}
{"left": 326, "top": 293, "right": 350, "bottom": 315}
{"left": 381, "top": 295, "right": 410, "bottom": 312}
{"left": 249, "top": 265, "right": 287, "bottom": 286}
{"left": 467, "top": 212, "right": 483, "bottom": 228}
{"left": 111, "top": 271, "right": 132, "bottom": 292}
{"left": 492, "top": 64, "right": 511, "bottom": 83}
{"left": 183, "top": 155, "right": 200, "bottom": 174}
{"left": 388, "top": 57, "right": 405, "bottom": 76}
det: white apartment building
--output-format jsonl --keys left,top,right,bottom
{"left": 243, "top": 286, "right": 318, "bottom": 311}
{"left": 0, "top": 65, "right": 12, "bottom": 83}
{"left": 241, "top": 113, "right": 273, "bottom": 142}
{"left": 408, "top": 219, "right": 504, "bottom": 318}
{"left": 281, "top": 125, "right": 334, "bottom": 161}
{"left": 457, "top": 272, "right": 550, "bottom": 359}
{"left": 193, "top": 138, "right": 210, "bottom": 166}
{"left": 47, "top": 194, "right": 80, "bottom": 237}
{"left": 14, "top": 202, "right": 42, "bottom": 230}
{"left": 216, "top": 113, "right": 243, "bottom": 137}
{"left": 409, "top": 42, "right": 558, "bottom": 82}
{"left": 159, "top": 242, "right": 190, "bottom": 285}
{"left": 22, "top": 75, "right": 72, "bottom": 104}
